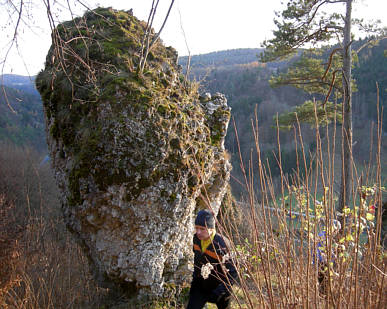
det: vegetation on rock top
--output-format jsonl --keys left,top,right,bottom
{"left": 36, "top": 6, "right": 228, "bottom": 211}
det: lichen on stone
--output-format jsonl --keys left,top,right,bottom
{"left": 36, "top": 7, "right": 231, "bottom": 299}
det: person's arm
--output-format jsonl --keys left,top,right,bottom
{"left": 212, "top": 261, "right": 237, "bottom": 301}
{"left": 192, "top": 234, "right": 201, "bottom": 280}
{"left": 211, "top": 237, "right": 239, "bottom": 300}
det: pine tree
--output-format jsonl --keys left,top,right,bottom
{"left": 261, "top": 0, "right": 385, "bottom": 211}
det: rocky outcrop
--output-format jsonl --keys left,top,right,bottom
{"left": 36, "top": 7, "right": 231, "bottom": 298}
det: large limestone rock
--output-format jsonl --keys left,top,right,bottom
{"left": 36, "top": 7, "right": 231, "bottom": 298}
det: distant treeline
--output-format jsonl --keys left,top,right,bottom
{"left": 0, "top": 38, "right": 385, "bottom": 197}
{"left": 178, "top": 38, "right": 387, "bottom": 197}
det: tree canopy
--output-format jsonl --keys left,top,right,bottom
{"left": 260, "top": 0, "right": 386, "bottom": 210}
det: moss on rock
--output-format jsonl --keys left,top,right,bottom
{"left": 36, "top": 7, "right": 231, "bottom": 299}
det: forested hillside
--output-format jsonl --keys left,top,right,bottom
{"left": 352, "top": 39, "right": 387, "bottom": 128}
{"left": 0, "top": 77, "right": 46, "bottom": 151}
{"left": 1, "top": 75, "right": 38, "bottom": 94}
{"left": 179, "top": 40, "right": 387, "bottom": 196}
{"left": 0, "top": 39, "right": 385, "bottom": 197}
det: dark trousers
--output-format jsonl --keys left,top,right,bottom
{"left": 186, "top": 281, "right": 231, "bottom": 309}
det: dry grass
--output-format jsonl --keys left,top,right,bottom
{"left": 0, "top": 144, "right": 112, "bottom": 309}
{"left": 214, "top": 107, "right": 387, "bottom": 308}
{"left": 0, "top": 98, "right": 386, "bottom": 309}
{"left": 0, "top": 195, "right": 24, "bottom": 301}
{"left": 3, "top": 215, "right": 110, "bottom": 309}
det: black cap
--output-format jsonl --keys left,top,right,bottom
{"left": 195, "top": 210, "right": 215, "bottom": 228}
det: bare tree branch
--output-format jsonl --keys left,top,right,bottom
{"left": 356, "top": 36, "right": 387, "bottom": 53}
{"left": 139, "top": 0, "right": 175, "bottom": 73}
{"left": 322, "top": 47, "right": 342, "bottom": 80}
{"left": 1, "top": 0, "right": 25, "bottom": 113}
{"left": 149, "top": 0, "right": 175, "bottom": 48}
{"left": 177, "top": 5, "right": 191, "bottom": 84}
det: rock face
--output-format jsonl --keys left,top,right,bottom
{"left": 35, "top": 7, "right": 231, "bottom": 298}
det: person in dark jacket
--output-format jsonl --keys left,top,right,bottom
{"left": 186, "top": 209, "right": 238, "bottom": 309}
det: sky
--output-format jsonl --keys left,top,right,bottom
{"left": 1, "top": 0, "right": 386, "bottom": 76}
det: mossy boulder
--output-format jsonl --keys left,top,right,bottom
{"left": 36, "top": 7, "right": 231, "bottom": 299}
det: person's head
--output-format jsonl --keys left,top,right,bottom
{"left": 195, "top": 209, "right": 215, "bottom": 240}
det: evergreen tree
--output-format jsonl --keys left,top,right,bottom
{"left": 261, "top": 0, "right": 385, "bottom": 211}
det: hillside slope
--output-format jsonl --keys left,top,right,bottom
{"left": 0, "top": 82, "right": 45, "bottom": 150}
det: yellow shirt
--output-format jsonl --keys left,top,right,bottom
{"left": 201, "top": 231, "right": 216, "bottom": 252}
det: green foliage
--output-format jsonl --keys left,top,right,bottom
{"left": 262, "top": 0, "right": 386, "bottom": 132}
{"left": 261, "top": 0, "right": 341, "bottom": 62}
{"left": 276, "top": 100, "right": 342, "bottom": 129}
{"left": 269, "top": 49, "right": 352, "bottom": 96}
{"left": 282, "top": 183, "right": 384, "bottom": 248}
{"left": 260, "top": 0, "right": 352, "bottom": 130}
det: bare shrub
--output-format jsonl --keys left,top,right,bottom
{"left": 0, "top": 195, "right": 24, "bottom": 301}
{"left": 0, "top": 143, "right": 60, "bottom": 221}
{"left": 3, "top": 216, "right": 107, "bottom": 308}
{"left": 214, "top": 107, "right": 386, "bottom": 308}
{"left": 0, "top": 144, "right": 109, "bottom": 308}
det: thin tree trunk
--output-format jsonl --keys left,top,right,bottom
{"left": 139, "top": 0, "right": 175, "bottom": 73}
{"left": 138, "top": 0, "right": 159, "bottom": 73}
{"left": 338, "top": 0, "right": 353, "bottom": 212}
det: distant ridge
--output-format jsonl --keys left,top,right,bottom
{"left": 178, "top": 48, "right": 265, "bottom": 68}
{"left": 1, "top": 74, "right": 38, "bottom": 95}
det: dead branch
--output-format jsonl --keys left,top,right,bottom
{"left": 139, "top": 0, "right": 175, "bottom": 73}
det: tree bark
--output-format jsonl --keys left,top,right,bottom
{"left": 338, "top": 0, "right": 353, "bottom": 212}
